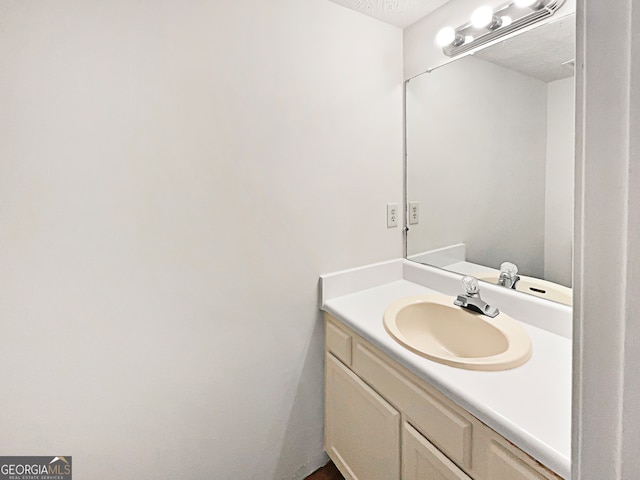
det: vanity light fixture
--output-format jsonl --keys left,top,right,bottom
{"left": 470, "top": 6, "right": 501, "bottom": 29}
{"left": 436, "top": 26, "right": 463, "bottom": 47}
{"left": 438, "top": 0, "right": 565, "bottom": 57}
{"left": 501, "top": 15, "right": 513, "bottom": 27}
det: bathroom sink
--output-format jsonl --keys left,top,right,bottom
{"left": 383, "top": 294, "right": 532, "bottom": 371}
{"left": 477, "top": 274, "right": 572, "bottom": 306}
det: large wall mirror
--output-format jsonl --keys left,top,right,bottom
{"left": 406, "top": 14, "right": 575, "bottom": 305}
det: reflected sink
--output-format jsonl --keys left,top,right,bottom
{"left": 383, "top": 294, "right": 532, "bottom": 371}
{"left": 477, "top": 274, "right": 572, "bottom": 306}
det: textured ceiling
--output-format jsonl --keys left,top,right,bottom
{"left": 475, "top": 15, "right": 575, "bottom": 83}
{"left": 328, "top": 0, "right": 450, "bottom": 28}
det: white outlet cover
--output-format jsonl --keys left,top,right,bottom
{"left": 387, "top": 203, "right": 399, "bottom": 228}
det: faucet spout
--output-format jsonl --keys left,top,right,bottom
{"left": 453, "top": 276, "right": 500, "bottom": 318}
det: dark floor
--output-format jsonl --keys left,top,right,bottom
{"left": 305, "top": 461, "right": 344, "bottom": 480}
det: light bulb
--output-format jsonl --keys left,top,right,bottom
{"left": 436, "top": 26, "right": 456, "bottom": 46}
{"left": 501, "top": 15, "right": 512, "bottom": 27}
{"left": 514, "top": 0, "right": 536, "bottom": 6}
{"left": 471, "top": 6, "right": 494, "bottom": 28}
{"left": 465, "top": 35, "right": 474, "bottom": 43}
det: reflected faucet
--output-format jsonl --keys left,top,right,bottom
{"left": 453, "top": 276, "right": 499, "bottom": 318}
{"left": 498, "top": 262, "right": 520, "bottom": 289}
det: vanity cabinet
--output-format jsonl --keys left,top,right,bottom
{"left": 324, "top": 314, "right": 562, "bottom": 480}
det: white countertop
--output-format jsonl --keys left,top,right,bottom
{"left": 321, "top": 260, "right": 572, "bottom": 479}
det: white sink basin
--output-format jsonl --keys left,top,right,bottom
{"left": 383, "top": 294, "right": 532, "bottom": 371}
{"left": 477, "top": 274, "right": 572, "bottom": 306}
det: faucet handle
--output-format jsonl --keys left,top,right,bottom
{"left": 498, "top": 261, "right": 520, "bottom": 289}
{"left": 461, "top": 276, "right": 480, "bottom": 295}
{"left": 500, "top": 262, "right": 518, "bottom": 276}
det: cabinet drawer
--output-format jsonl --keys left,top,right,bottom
{"left": 325, "top": 315, "right": 352, "bottom": 366}
{"left": 353, "top": 342, "right": 472, "bottom": 470}
{"left": 403, "top": 422, "right": 472, "bottom": 480}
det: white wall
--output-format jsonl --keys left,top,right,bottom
{"left": 403, "top": 0, "right": 576, "bottom": 80}
{"left": 545, "top": 76, "right": 575, "bottom": 287}
{"left": 573, "top": 1, "right": 640, "bottom": 478}
{"left": 0, "top": 1, "right": 403, "bottom": 479}
{"left": 406, "top": 55, "right": 547, "bottom": 278}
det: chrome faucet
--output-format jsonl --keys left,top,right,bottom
{"left": 498, "top": 262, "right": 520, "bottom": 289}
{"left": 454, "top": 276, "right": 499, "bottom": 318}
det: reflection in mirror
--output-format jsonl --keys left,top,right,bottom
{"left": 406, "top": 14, "right": 575, "bottom": 305}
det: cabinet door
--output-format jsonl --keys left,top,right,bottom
{"left": 325, "top": 353, "right": 400, "bottom": 480}
{"left": 403, "top": 422, "right": 472, "bottom": 480}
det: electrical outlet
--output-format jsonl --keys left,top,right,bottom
{"left": 409, "top": 201, "right": 419, "bottom": 225}
{"left": 387, "top": 203, "right": 399, "bottom": 228}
